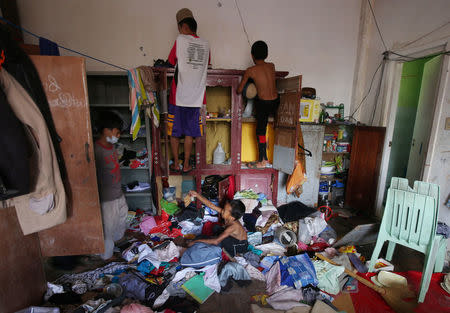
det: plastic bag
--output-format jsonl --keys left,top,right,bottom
{"left": 298, "top": 219, "right": 312, "bottom": 245}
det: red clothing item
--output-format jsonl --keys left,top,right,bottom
{"left": 201, "top": 221, "right": 220, "bottom": 236}
{"left": 168, "top": 35, "right": 211, "bottom": 106}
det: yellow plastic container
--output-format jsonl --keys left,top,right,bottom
{"left": 299, "top": 99, "right": 320, "bottom": 122}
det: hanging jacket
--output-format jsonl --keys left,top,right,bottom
{"left": 0, "top": 87, "right": 30, "bottom": 200}
{"left": 0, "top": 24, "right": 66, "bottom": 179}
{"left": 0, "top": 69, "right": 66, "bottom": 235}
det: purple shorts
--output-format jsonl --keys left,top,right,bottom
{"left": 167, "top": 104, "right": 203, "bottom": 138}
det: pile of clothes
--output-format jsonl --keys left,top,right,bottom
{"left": 40, "top": 189, "right": 357, "bottom": 312}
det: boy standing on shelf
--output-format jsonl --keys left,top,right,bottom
{"left": 167, "top": 8, "right": 210, "bottom": 174}
{"left": 238, "top": 40, "right": 279, "bottom": 168}
{"left": 94, "top": 111, "right": 128, "bottom": 260}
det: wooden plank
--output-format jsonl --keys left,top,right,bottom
{"left": 274, "top": 128, "right": 297, "bottom": 147}
{"left": 0, "top": 207, "right": 46, "bottom": 313}
{"left": 31, "top": 56, "right": 104, "bottom": 256}
{"left": 275, "top": 91, "right": 301, "bottom": 129}
{"left": 276, "top": 75, "right": 302, "bottom": 93}
{"left": 273, "top": 84, "right": 302, "bottom": 174}
{"left": 333, "top": 293, "right": 356, "bottom": 313}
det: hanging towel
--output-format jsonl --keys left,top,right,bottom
{"left": 127, "top": 68, "right": 159, "bottom": 139}
{"left": 127, "top": 69, "right": 143, "bottom": 141}
{"left": 39, "top": 37, "right": 60, "bottom": 56}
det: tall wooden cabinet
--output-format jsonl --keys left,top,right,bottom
{"left": 152, "top": 68, "right": 292, "bottom": 205}
{"left": 345, "top": 126, "right": 386, "bottom": 213}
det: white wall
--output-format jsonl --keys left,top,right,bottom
{"left": 352, "top": 0, "right": 450, "bottom": 124}
{"left": 16, "top": 0, "right": 361, "bottom": 115}
{"left": 423, "top": 56, "right": 450, "bottom": 225}
{"left": 355, "top": 0, "right": 450, "bottom": 227}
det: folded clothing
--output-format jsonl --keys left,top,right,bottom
{"left": 126, "top": 182, "right": 150, "bottom": 192}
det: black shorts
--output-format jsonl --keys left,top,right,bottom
{"left": 255, "top": 96, "right": 280, "bottom": 136}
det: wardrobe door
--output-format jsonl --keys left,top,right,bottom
{"left": 345, "top": 126, "right": 386, "bottom": 213}
{"left": 273, "top": 76, "right": 302, "bottom": 174}
{"left": 31, "top": 56, "right": 104, "bottom": 256}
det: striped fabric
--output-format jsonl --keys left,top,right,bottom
{"left": 128, "top": 68, "right": 160, "bottom": 140}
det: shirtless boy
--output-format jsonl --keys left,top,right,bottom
{"left": 188, "top": 190, "right": 247, "bottom": 257}
{"left": 238, "top": 40, "right": 279, "bottom": 168}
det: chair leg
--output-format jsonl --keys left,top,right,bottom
{"left": 434, "top": 237, "right": 446, "bottom": 273}
{"left": 418, "top": 238, "right": 439, "bottom": 303}
{"left": 386, "top": 241, "right": 396, "bottom": 261}
{"left": 369, "top": 239, "right": 385, "bottom": 272}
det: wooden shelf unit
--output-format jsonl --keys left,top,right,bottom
{"left": 152, "top": 68, "right": 289, "bottom": 205}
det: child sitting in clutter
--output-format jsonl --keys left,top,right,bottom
{"left": 94, "top": 111, "right": 128, "bottom": 260}
{"left": 187, "top": 190, "right": 248, "bottom": 257}
{"left": 237, "top": 40, "right": 280, "bottom": 168}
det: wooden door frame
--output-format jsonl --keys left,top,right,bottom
{"left": 374, "top": 42, "right": 448, "bottom": 218}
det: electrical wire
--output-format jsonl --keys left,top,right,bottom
{"left": 367, "top": 0, "right": 387, "bottom": 51}
{"left": 395, "top": 21, "right": 450, "bottom": 51}
{"left": 370, "top": 58, "right": 386, "bottom": 125}
{"left": 388, "top": 50, "right": 450, "bottom": 62}
{"left": 0, "top": 16, "right": 128, "bottom": 71}
{"left": 350, "top": 58, "right": 384, "bottom": 118}
{"left": 234, "top": 0, "right": 251, "bottom": 48}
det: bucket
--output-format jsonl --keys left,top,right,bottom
{"left": 274, "top": 227, "right": 297, "bottom": 247}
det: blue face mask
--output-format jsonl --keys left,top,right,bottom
{"left": 106, "top": 136, "right": 119, "bottom": 144}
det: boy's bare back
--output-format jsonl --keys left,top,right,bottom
{"left": 247, "top": 62, "right": 278, "bottom": 101}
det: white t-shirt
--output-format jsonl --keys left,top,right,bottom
{"left": 175, "top": 34, "right": 209, "bottom": 107}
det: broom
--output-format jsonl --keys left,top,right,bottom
{"left": 315, "top": 253, "right": 417, "bottom": 313}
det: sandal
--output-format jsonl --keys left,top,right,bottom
{"left": 182, "top": 165, "right": 193, "bottom": 174}
{"left": 169, "top": 163, "right": 181, "bottom": 172}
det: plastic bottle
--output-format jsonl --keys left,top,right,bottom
{"left": 319, "top": 108, "right": 325, "bottom": 124}
{"left": 338, "top": 103, "right": 344, "bottom": 120}
{"left": 213, "top": 142, "right": 226, "bottom": 164}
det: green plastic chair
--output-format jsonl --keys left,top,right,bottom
{"left": 368, "top": 177, "right": 445, "bottom": 303}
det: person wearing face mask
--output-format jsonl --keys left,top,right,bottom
{"left": 94, "top": 111, "right": 128, "bottom": 259}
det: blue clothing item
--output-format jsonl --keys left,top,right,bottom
{"left": 180, "top": 242, "right": 222, "bottom": 268}
{"left": 167, "top": 103, "right": 202, "bottom": 137}
{"left": 39, "top": 37, "right": 60, "bottom": 56}
{"left": 218, "top": 262, "right": 251, "bottom": 287}
{"left": 137, "top": 260, "right": 155, "bottom": 274}
{"left": 260, "top": 255, "right": 281, "bottom": 274}
{"left": 247, "top": 244, "right": 263, "bottom": 256}
{"left": 278, "top": 254, "right": 318, "bottom": 289}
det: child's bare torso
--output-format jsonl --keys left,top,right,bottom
{"left": 248, "top": 62, "right": 278, "bottom": 100}
{"left": 224, "top": 220, "right": 247, "bottom": 241}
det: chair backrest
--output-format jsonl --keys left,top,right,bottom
{"left": 391, "top": 177, "right": 440, "bottom": 199}
{"left": 383, "top": 188, "right": 436, "bottom": 249}
{"left": 390, "top": 177, "right": 440, "bottom": 234}
{"left": 383, "top": 177, "right": 440, "bottom": 250}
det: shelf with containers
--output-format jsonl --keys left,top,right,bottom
{"left": 318, "top": 123, "right": 354, "bottom": 208}
{"left": 152, "top": 68, "right": 289, "bottom": 206}
{"left": 87, "top": 73, "right": 156, "bottom": 214}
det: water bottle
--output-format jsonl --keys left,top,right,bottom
{"left": 213, "top": 142, "right": 226, "bottom": 164}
